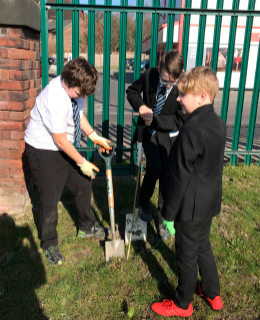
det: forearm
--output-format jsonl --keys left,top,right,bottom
{"left": 80, "top": 114, "right": 94, "bottom": 136}
{"left": 126, "top": 74, "right": 146, "bottom": 112}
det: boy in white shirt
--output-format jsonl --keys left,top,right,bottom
{"left": 25, "top": 57, "right": 111, "bottom": 265}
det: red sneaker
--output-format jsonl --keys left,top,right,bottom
{"left": 198, "top": 284, "right": 223, "bottom": 310}
{"left": 151, "top": 299, "right": 193, "bottom": 317}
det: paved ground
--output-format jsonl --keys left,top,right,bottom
{"left": 79, "top": 69, "right": 260, "bottom": 162}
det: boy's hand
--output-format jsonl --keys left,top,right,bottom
{"left": 88, "top": 131, "right": 112, "bottom": 153}
{"left": 163, "top": 219, "right": 175, "bottom": 237}
{"left": 77, "top": 158, "right": 99, "bottom": 179}
{"left": 144, "top": 115, "right": 153, "bottom": 126}
{"left": 139, "top": 105, "right": 153, "bottom": 121}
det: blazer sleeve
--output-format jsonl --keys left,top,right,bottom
{"left": 161, "top": 125, "right": 203, "bottom": 221}
{"left": 126, "top": 73, "right": 146, "bottom": 112}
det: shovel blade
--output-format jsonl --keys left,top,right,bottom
{"left": 105, "top": 239, "right": 125, "bottom": 262}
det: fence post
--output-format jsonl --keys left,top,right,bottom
{"left": 231, "top": 0, "right": 256, "bottom": 165}
{"left": 245, "top": 37, "right": 260, "bottom": 166}
{"left": 130, "top": 0, "right": 144, "bottom": 175}
{"left": 116, "top": 0, "right": 128, "bottom": 163}
{"left": 150, "top": 0, "right": 160, "bottom": 68}
{"left": 165, "top": 0, "right": 176, "bottom": 52}
{"left": 56, "top": 0, "right": 64, "bottom": 75}
{"left": 181, "top": 0, "right": 191, "bottom": 70}
{"left": 210, "top": 0, "right": 224, "bottom": 73}
{"left": 72, "top": 0, "right": 79, "bottom": 58}
{"left": 41, "top": 0, "right": 48, "bottom": 89}
{"left": 195, "top": 0, "right": 207, "bottom": 67}
{"left": 102, "top": 0, "right": 112, "bottom": 140}
{"left": 220, "top": 0, "right": 239, "bottom": 124}
{"left": 87, "top": 0, "right": 96, "bottom": 161}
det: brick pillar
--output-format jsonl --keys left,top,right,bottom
{"left": 0, "top": 26, "right": 41, "bottom": 214}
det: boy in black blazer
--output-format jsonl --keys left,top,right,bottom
{"left": 151, "top": 67, "right": 226, "bottom": 317}
{"left": 126, "top": 51, "right": 187, "bottom": 239}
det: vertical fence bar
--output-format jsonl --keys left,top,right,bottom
{"left": 116, "top": 0, "right": 128, "bottom": 163}
{"left": 87, "top": 1, "right": 96, "bottom": 161}
{"left": 150, "top": 0, "right": 160, "bottom": 67}
{"left": 230, "top": 0, "right": 256, "bottom": 165}
{"left": 130, "top": 0, "right": 144, "bottom": 174}
{"left": 102, "top": 0, "right": 112, "bottom": 139}
{"left": 41, "top": 0, "right": 48, "bottom": 89}
{"left": 245, "top": 38, "right": 260, "bottom": 165}
{"left": 195, "top": 0, "right": 207, "bottom": 67}
{"left": 210, "top": 0, "right": 224, "bottom": 73}
{"left": 56, "top": 0, "right": 64, "bottom": 75}
{"left": 165, "top": 0, "right": 176, "bottom": 52}
{"left": 220, "top": 0, "right": 239, "bottom": 123}
{"left": 72, "top": 0, "right": 79, "bottom": 58}
{"left": 181, "top": 0, "right": 192, "bottom": 70}
{"left": 133, "top": 0, "right": 144, "bottom": 77}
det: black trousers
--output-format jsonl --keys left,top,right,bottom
{"left": 140, "top": 131, "right": 172, "bottom": 220}
{"left": 25, "top": 143, "right": 95, "bottom": 250}
{"left": 173, "top": 219, "right": 220, "bottom": 309}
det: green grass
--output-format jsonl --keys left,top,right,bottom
{"left": 0, "top": 164, "right": 260, "bottom": 320}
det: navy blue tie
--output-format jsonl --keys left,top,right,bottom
{"left": 71, "top": 98, "right": 81, "bottom": 148}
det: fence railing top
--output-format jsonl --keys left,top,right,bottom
{"left": 45, "top": 3, "right": 260, "bottom": 17}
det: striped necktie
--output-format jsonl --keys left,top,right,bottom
{"left": 71, "top": 98, "right": 81, "bottom": 148}
{"left": 149, "top": 86, "right": 167, "bottom": 135}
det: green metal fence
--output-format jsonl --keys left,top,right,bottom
{"left": 40, "top": 0, "right": 260, "bottom": 174}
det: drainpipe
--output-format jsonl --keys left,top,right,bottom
{"left": 178, "top": 0, "right": 185, "bottom": 53}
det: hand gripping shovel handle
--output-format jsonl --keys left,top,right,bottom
{"left": 127, "top": 114, "right": 146, "bottom": 260}
{"left": 97, "top": 142, "right": 116, "bottom": 240}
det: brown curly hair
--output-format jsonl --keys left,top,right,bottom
{"left": 61, "top": 57, "right": 98, "bottom": 96}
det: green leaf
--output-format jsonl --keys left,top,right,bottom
{"left": 127, "top": 306, "right": 135, "bottom": 319}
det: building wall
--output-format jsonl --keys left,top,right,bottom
{"left": 0, "top": 26, "right": 41, "bottom": 214}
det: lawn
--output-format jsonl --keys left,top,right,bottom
{"left": 0, "top": 164, "right": 260, "bottom": 320}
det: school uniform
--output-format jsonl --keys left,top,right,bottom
{"left": 126, "top": 68, "right": 187, "bottom": 219}
{"left": 161, "top": 104, "right": 226, "bottom": 308}
{"left": 25, "top": 76, "right": 95, "bottom": 250}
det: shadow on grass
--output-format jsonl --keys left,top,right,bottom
{"left": 0, "top": 214, "right": 48, "bottom": 320}
{"left": 131, "top": 202, "right": 178, "bottom": 300}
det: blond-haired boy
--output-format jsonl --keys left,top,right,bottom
{"left": 151, "top": 66, "right": 226, "bottom": 317}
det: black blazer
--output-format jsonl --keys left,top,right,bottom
{"left": 161, "top": 104, "right": 226, "bottom": 222}
{"left": 126, "top": 68, "right": 187, "bottom": 143}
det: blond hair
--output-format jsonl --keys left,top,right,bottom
{"left": 178, "top": 66, "right": 219, "bottom": 101}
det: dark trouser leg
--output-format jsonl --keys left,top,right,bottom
{"left": 174, "top": 219, "right": 219, "bottom": 309}
{"left": 25, "top": 144, "right": 68, "bottom": 250}
{"left": 139, "top": 133, "right": 161, "bottom": 208}
{"left": 157, "top": 133, "right": 174, "bottom": 216}
{"left": 198, "top": 220, "right": 220, "bottom": 300}
{"left": 65, "top": 159, "right": 95, "bottom": 231}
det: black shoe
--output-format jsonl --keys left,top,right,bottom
{"left": 77, "top": 223, "right": 106, "bottom": 239}
{"left": 138, "top": 206, "right": 153, "bottom": 223}
{"left": 159, "top": 223, "right": 171, "bottom": 240}
{"left": 44, "top": 246, "right": 65, "bottom": 266}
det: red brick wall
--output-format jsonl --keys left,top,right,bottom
{"left": 0, "top": 26, "right": 41, "bottom": 214}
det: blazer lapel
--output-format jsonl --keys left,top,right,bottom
{"left": 148, "top": 73, "right": 159, "bottom": 109}
{"left": 161, "top": 86, "right": 179, "bottom": 113}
